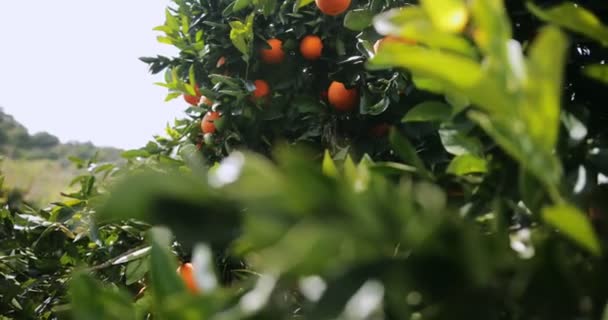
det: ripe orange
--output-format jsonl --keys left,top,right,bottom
{"left": 177, "top": 263, "right": 199, "bottom": 294}
{"left": 216, "top": 56, "right": 226, "bottom": 68}
{"left": 315, "top": 0, "right": 351, "bottom": 16}
{"left": 260, "top": 38, "right": 285, "bottom": 64}
{"left": 373, "top": 36, "right": 416, "bottom": 53}
{"left": 300, "top": 35, "right": 323, "bottom": 60}
{"left": 328, "top": 81, "right": 358, "bottom": 111}
{"left": 184, "top": 85, "right": 202, "bottom": 106}
{"left": 201, "top": 111, "right": 221, "bottom": 134}
{"left": 252, "top": 80, "right": 270, "bottom": 99}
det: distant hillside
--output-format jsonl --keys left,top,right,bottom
{"left": 0, "top": 108, "right": 122, "bottom": 163}
{"left": 0, "top": 108, "right": 123, "bottom": 204}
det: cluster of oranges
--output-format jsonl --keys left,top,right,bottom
{"left": 258, "top": 34, "right": 359, "bottom": 113}
{"left": 184, "top": 0, "right": 412, "bottom": 139}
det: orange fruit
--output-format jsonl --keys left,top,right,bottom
{"left": 177, "top": 263, "right": 199, "bottom": 294}
{"left": 315, "top": 0, "right": 351, "bottom": 16}
{"left": 373, "top": 36, "right": 416, "bottom": 53}
{"left": 260, "top": 38, "right": 285, "bottom": 64}
{"left": 252, "top": 80, "right": 270, "bottom": 99}
{"left": 328, "top": 81, "right": 358, "bottom": 111}
{"left": 300, "top": 35, "right": 323, "bottom": 60}
{"left": 184, "top": 85, "right": 202, "bottom": 106}
{"left": 216, "top": 56, "right": 226, "bottom": 68}
{"left": 201, "top": 111, "right": 221, "bottom": 134}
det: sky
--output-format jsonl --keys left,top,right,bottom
{"left": 0, "top": 0, "right": 185, "bottom": 149}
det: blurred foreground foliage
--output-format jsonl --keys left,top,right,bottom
{"left": 2, "top": 0, "right": 608, "bottom": 319}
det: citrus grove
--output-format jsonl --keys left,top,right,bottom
{"left": 2, "top": 0, "right": 608, "bottom": 319}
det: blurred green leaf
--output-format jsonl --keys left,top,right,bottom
{"left": 542, "top": 204, "right": 601, "bottom": 256}
{"left": 447, "top": 154, "right": 488, "bottom": 176}
{"left": 70, "top": 273, "right": 136, "bottom": 320}
{"left": 148, "top": 227, "right": 185, "bottom": 302}
{"left": 389, "top": 129, "right": 432, "bottom": 179}
{"left": 420, "top": 0, "right": 468, "bottom": 33}
{"left": 233, "top": 0, "right": 252, "bottom": 12}
{"left": 322, "top": 150, "right": 339, "bottom": 178}
{"left": 525, "top": 26, "right": 568, "bottom": 151}
{"left": 584, "top": 64, "right": 608, "bottom": 83}
{"left": 527, "top": 1, "right": 608, "bottom": 46}
{"left": 403, "top": 101, "right": 452, "bottom": 122}
{"left": 374, "top": 7, "right": 477, "bottom": 57}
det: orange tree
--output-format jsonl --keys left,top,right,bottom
{"left": 140, "top": 0, "right": 415, "bottom": 164}
{"left": 2, "top": 0, "right": 608, "bottom": 319}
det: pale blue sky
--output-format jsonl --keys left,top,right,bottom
{"left": 0, "top": 0, "right": 184, "bottom": 149}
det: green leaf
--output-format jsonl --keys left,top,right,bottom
{"left": 233, "top": 0, "right": 252, "bottom": 12}
{"left": 584, "top": 64, "right": 608, "bottom": 83}
{"left": 157, "top": 36, "right": 175, "bottom": 45}
{"left": 344, "top": 9, "right": 374, "bottom": 31}
{"left": 389, "top": 129, "right": 433, "bottom": 179}
{"left": 403, "top": 101, "right": 452, "bottom": 122}
{"left": 525, "top": 26, "right": 568, "bottom": 152}
{"left": 165, "top": 91, "right": 182, "bottom": 102}
{"left": 148, "top": 227, "right": 185, "bottom": 302}
{"left": 343, "top": 155, "right": 358, "bottom": 183}
{"left": 229, "top": 13, "right": 255, "bottom": 60}
{"left": 188, "top": 65, "right": 197, "bottom": 88}
{"left": 420, "top": 0, "right": 468, "bottom": 33}
{"left": 469, "top": 0, "right": 512, "bottom": 55}
{"left": 369, "top": 43, "right": 505, "bottom": 112}
{"left": 295, "top": 0, "right": 314, "bottom": 10}
{"left": 468, "top": 111, "right": 562, "bottom": 194}
{"left": 373, "top": 7, "right": 477, "bottom": 57}
{"left": 447, "top": 154, "right": 488, "bottom": 176}
{"left": 121, "top": 149, "right": 151, "bottom": 159}
{"left": 527, "top": 1, "right": 608, "bottom": 46}
{"left": 70, "top": 273, "right": 136, "bottom": 320}
{"left": 180, "top": 14, "right": 190, "bottom": 35}
{"left": 542, "top": 204, "right": 601, "bottom": 256}
{"left": 255, "top": 0, "right": 277, "bottom": 17}
{"left": 438, "top": 126, "right": 483, "bottom": 156}
{"left": 126, "top": 257, "right": 150, "bottom": 285}
{"left": 322, "top": 150, "right": 338, "bottom": 178}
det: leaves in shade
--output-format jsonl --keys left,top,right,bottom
{"left": 70, "top": 273, "right": 136, "bottom": 320}
{"left": 403, "top": 101, "right": 452, "bottom": 123}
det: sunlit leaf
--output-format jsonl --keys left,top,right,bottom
{"left": 447, "top": 154, "right": 488, "bottom": 176}
{"left": 420, "top": 0, "right": 468, "bottom": 33}
{"left": 584, "top": 64, "right": 608, "bottom": 83}
{"left": 373, "top": 7, "right": 477, "bottom": 57}
{"left": 542, "top": 204, "right": 601, "bottom": 255}
{"left": 525, "top": 26, "right": 568, "bottom": 151}
{"left": 527, "top": 1, "right": 608, "bottom": 46}
{"left": 322, "top": 150, "right": 339, "bottom": 178}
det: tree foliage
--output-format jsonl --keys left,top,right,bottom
{"left": 2, "top": 0, "right": 608, "bottom": 319}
